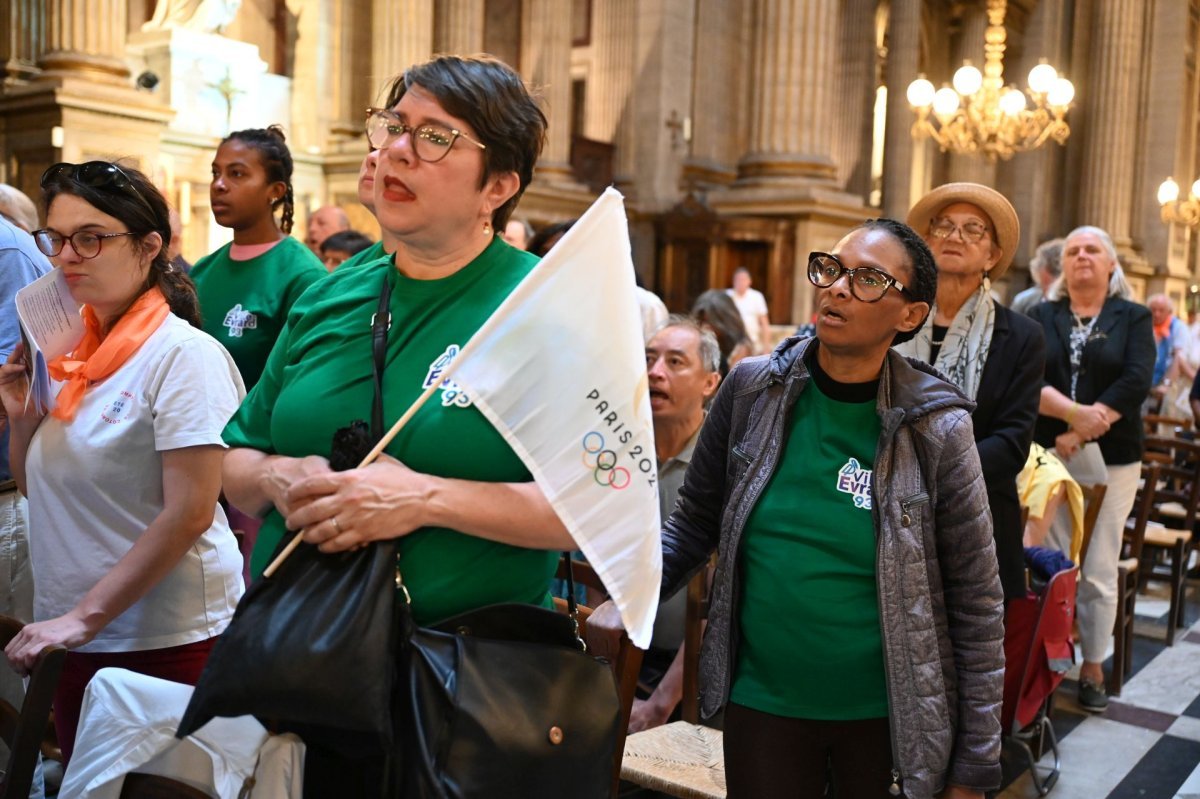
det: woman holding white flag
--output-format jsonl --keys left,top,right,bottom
{"left": 594, "top": 219, "right": 1005, "bottom": 799}
{"left": 220, "top": 54, "right": 575, "bottom": 791}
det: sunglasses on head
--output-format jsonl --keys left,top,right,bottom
{"left": 40, "top": 161, "right": 147, "bottom": 203}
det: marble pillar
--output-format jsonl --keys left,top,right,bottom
{"left": 522, "top": 0, "right": 575, "bottom": 183}
{"left": 830, "top": 0, "right": 879, "bottom": 198}
{"left": 1137, "top": 0, "right": 1192, "bottom": 289}
{"left": 38, "top": 0, "right": 130, "bottom": 81}
{"left": 588, "top": 0, "right": 636, "bottom": 182}
{"left": 1078, "top": 0, "right": 1145, "bottom": 250}
{"left": 435, "top": 0, "right": 485, "bottom": 55}
{"left": 1, "top": 0, "right": 43, "bottom": 82}
{"left": 373, "top": 0, "right": 434, "bottom": 89}
{"left": 882, "top": 0, "right": 921, "bottom": 219}
{"left": 736, "top": 0, "right": 839, "bottom": 186}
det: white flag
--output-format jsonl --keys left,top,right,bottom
{"left": 442, "top": 188, "right": 661, "bottom": 648}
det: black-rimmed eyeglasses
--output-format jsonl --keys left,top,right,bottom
{"left": 364, "top": 107, "right": 487, "bottom": 163}
{"left": 807, "top": 252, "right": 910, "bottom": 303}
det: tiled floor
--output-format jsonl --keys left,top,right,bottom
{"left": 998, "top": 578, "right": 1200, "bottom": 799}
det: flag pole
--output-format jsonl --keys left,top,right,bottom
{"left": 261, "top": 376, "right": 444, "bottom": 578}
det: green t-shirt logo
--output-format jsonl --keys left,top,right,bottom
{"left": 836, "top": 457, "right": 873, "bottom": 510}
{"left": 423, "top": 344, "right": 473, "bottom": 408}
{"left": 222, "top": 304, "right": 258, "bottom": 338}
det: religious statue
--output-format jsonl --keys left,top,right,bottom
{"left": 143, "top": 0, "right": 242, "bottom": 34}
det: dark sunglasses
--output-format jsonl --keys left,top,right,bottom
{"left": 40, "top": 161, "right": 147, "bottom": 206}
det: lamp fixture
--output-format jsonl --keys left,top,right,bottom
{"left": 905, "top": 0, "right": 1075, "bottom": 161}
{"left": 1157, "top": 177, "right": 1200, "bottom": 227}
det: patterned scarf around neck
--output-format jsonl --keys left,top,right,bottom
{"left": 47, "top": 287, "right": 170, "bottom": 422}
{"left": 894, "top": 279, "right": 996, "bottom": 400}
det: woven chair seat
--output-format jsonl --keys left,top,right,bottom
{"left": 1144, "top": 526, "right": 1192, "bottom": 546}
{"left": 1156, "top": 501, "right": 1188, "bottom": 519}
{"left": 621, "top": 721, "right": 727, "bottom": 799}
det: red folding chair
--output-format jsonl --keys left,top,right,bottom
{"left": 1001, "top": 564, "right": 1079, "bottom": 796}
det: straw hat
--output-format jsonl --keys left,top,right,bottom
{"left": 906, "top": 182, "right": 1020, "bottom": 281}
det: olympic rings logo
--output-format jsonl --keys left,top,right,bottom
{"left": 582, "top": 431, "right": 631, "bottom": 490}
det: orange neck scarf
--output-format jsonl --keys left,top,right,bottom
{"left": 47, "top": 288, "right": 170, "bottom": 422}
{"left": 1154, "top": 315, "right": 1174, "bottom": 343}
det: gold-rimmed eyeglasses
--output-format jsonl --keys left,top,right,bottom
{"left": 364, "top": 107, "right": 486, "bottom": 163}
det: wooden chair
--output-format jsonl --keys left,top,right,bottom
{"left": 554, "top": 556, "right": 643, "bottom": 799}
{"left": 0, "top": 615, "right": 65, "bottom": 799}
{"left": 1138, "top": 435, "right": 1200, "bottom": 645}
{"left": 1143, "top": 413, "right": 1193, "bottom": 438}
{"left": 621, "top": 566, "right": 726, "bottom": 799}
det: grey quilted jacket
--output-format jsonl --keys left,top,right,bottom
{"left": 660, "top": 336, "right": 1005, "bottom": 798}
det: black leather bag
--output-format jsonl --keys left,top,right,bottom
{"left": 399, "top": 580, "right": 620, "bottom": 799}
{"left": 177, "top": 535, "right": 402, "bottom": 756}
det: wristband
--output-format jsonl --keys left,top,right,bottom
{"left": 1066, "top": 401, "right": 1077, "bottom": 425}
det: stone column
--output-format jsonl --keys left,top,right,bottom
{"left": 1078, "top": 0, "right": 1145, "bottom": 250}
{"left": 736, "top": 0, "right": 839, "bottom": 186}
{"left": 946, "top": 2, "right": 995, "bottom": 186}
{"left": 373, "top": 0, "right": 434, "bottom": 88}
{"left": 1137, "top": 0, "right": 1191, "bottom": 283}
{"left": 588, "top": 0, "right": 636, "bottom": 182}
{"left": 830, "top": 0, "right": 879, "bottom": 197}
{"left": 1, "top": 0, "right": 43, "bottom": 82}
{"left": 522, "top": 0, "right": 575, "bottom": 182}
{"left": 434, "top": 0, "right": 485, "bottom": 55}
{"left": 38, "top": 0, "right": 130, "bottom": 81}
{"left": 882, "top": 0, "right": 922, "bottom": 219}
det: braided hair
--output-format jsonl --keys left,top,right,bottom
{"left": 221, "top": 124, "right": 295, "bottom": 234}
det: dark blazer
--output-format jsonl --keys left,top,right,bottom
{"left": 1029, "top": 297, "right": 1155, "bottom": 465}
{"left": 974, "top": 304, "right": 1046, "bottom": 600}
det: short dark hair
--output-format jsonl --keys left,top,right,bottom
{"left": 857, "top": 218, "right": 937, "bottom": 345}
{"left": 41, "top": 162, "right": 200, "bottom": 327}
{"left": 221, "top": 125, "right": 296, "bottom": 234}
{"left": 393, "top": 55, "right": 547, "bottom": 231}
{"left": 320, "top": 229, "right": 373, "bottom": 256}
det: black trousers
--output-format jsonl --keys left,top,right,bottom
{"left": 723, "top": 703, "right": 899, "bottom": 798}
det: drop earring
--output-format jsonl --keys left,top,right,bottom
{"left": 483, "top": 220, "right": 492, "bottom": 237}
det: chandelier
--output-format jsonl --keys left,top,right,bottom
{"left": 905, "top": 0, "right": 1075, "bottom": 161}
{"left": 1157, "top": 178, "right": 1200, "bottom": 227}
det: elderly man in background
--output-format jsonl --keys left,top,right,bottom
{"left": 0, "top": 184, "right": 39, "bottom": 232}
{"left": 1149, "top": 293, "right": 1190, "bottom": 411}
{"left": 304, "top": 205, "right": 350, "bottom": 255}
{"left": 501, "top": 218, "right": 534, "bottom": 250}
{"left": 1011, "top": 238, "right": 1064, "bottom": 316}
{"left": 630, "top": 315, "right": 721, "bottom": 732}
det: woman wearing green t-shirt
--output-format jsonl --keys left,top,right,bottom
{"left": 191, "top": 125, "right": 325, "bottom": 391}
{"left": 221, "top": 55, "right": 570, "bottom": 793}
{"left": 596, "top": 219, "right": 1005, "bottom": 799}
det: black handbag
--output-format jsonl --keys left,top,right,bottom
{"left": 178, "top": 273, "right": 621, "bottom": 797}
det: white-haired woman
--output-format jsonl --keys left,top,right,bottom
{"left": 1028, "top": 225, "right": 1154, "bottom": 712}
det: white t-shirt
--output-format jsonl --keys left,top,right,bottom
{"left": 727, "top": 287, "right": 768, "bottom": 345}
{"left": 26, "top": 314, "right": 246, "bottom": 653}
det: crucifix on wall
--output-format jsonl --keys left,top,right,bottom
{"left": 206, "top": 68, "right": 244, "bottom": 133}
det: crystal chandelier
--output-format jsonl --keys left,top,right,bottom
{"left": 905, "top": 0, "right": 1075, "bottom": 161}
{"left": 1157, "top": 178, "right": 1200, "bottom": 227}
